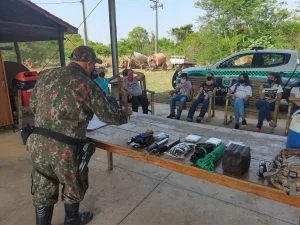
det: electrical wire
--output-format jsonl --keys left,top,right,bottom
{"left": 37, "top": 0, "right": 104, "bottom": 70}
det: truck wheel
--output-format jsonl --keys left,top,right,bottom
{"left": 172, "top": 69, "right": 180, "bottom": 89}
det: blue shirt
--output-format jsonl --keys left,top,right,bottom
{"left": 94, "top": 77, "right": 109, "bottom": 95}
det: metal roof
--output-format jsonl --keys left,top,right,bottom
{"left": 0, "top": 0, "right": 77, "bottom": 43}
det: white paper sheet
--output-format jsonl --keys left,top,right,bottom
{"left": 87, "top": 115, "right": 107, "bottom": 131}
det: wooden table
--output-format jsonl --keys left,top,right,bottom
{"left": 87, "top": 113, "right": 300, "bottom": 208}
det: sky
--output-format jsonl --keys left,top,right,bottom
{"left": 33, "top": 0, "right": 299, "bottom": 45}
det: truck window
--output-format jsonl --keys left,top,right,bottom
{"left": 218, "top": 54, "right": 254, "bottom": 68}
{"left": 260, "top": 53, "right": 291, "bottom": 67}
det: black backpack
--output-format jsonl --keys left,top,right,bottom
{"left": 222, "top": 144, "right": 251, "bottom": 176}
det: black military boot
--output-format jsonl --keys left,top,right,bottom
{"left": 64, "top": 203, "right": 93, "bottom": 225}
{"left": 35, "top": 205, "right": 54, "bottom": 225}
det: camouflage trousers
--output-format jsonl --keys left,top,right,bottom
{"left": 27, "top": 134, "right": 88, "bottom": 207}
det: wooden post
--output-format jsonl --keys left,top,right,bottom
{"left": 224, "top": 96, "right": 229, "bottom": 125}
{"left": 107, "top": 151, "right": 113, "bottom": 171}
{"left": 208, "top": 96, "right": 212, "bottom": 122}
{"left": 285, "top": 103, "right": 293, "bottom": 135}
{"left": 13, "top": 42, "right": 22, "bottom": 64}
{"left": 58, "top": 38, "right": 66, "bottom": 67}
{"left": 17, "top": 89, "right": 22, "bottom": 130}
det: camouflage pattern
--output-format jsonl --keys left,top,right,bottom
{"left": 27, "top": 61, "right": 127, "bottom": 207}
{"left": 70, "top": 45, "right": 102, "bottom": 64}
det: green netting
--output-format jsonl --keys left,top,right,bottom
{"left": 196, "top": 144, "right": 226, "bottom": 172}
{"left": 188, "top": 69, "right": 300, "bottom": 78}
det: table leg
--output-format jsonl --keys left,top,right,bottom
{"left": 107, "top": 151, "right": 113, "bottom": 171}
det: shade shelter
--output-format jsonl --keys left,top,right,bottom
{"left": 0, "top": 0, "right": 78, "bottom": 129}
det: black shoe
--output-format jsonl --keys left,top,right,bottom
{"left": 186, "top": 117, "right": 193, "bottom": 122}
{"left": 175, "top": 116, "right": 180, "bottom": 120}
{"left": 64, "top": 203, "right": 93, "bottom": 225}
{"left": 166, "top": 114, "right": 175, "bottom": 119}
{"left": 35, "top": 205, "right": 54, "bottom": 225}
{"left": 234, "top": 123, "right": 240, "bottom": 129}
{"left": 242, "top": 119, "right": 247, "bottom": 125}
{"left": 196, "top": 117, "right": 203, "bottom": 123}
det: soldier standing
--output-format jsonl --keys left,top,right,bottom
{"left": 26, "top": 46, "right": 129, "bottom": 225}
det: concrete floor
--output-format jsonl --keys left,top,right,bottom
{"left": 0, "top": 103, "right": 299, "bottom": 225}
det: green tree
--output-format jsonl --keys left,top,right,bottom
{"left": 88, "top": 40, "right": 111, "bottom": 57}
{"left": 127, "top": 26, "right": 150, "bottom": 54}
{"left": 193, "top": 0, "right": 300, "bottom": 63}
{"left": 171, "top": 24, "right": 194, "bottom": 43}
{"left": 64, "top": 34, "right": 84, "bottom": 60}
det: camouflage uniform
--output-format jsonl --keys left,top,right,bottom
{"left": 27, "top": 47, "right": 127, "bottom": 207}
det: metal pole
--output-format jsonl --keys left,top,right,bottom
{"left": 108, "top": 0, "right": 120, "bottom": 170}
{"left": 155, "top": 7, "right": 158, "bottom": 53}
{"left": 108, "top": 0, "right": 119, "bottom": 79}
{"left": 81, "top": 0, "right": 88, "bottom": 46}
{"left": 150, "top": 0, "right": 163, "bottom": 54}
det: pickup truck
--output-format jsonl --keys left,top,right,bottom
{"left": 170, "top": 55, "right": 196, "bottom": 69}
{"left": 172, "top": 48, "right": 300, "bottom": 100}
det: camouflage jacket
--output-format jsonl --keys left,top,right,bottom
{"left": 30, "top": 62, "right": 127, "bottom": 139}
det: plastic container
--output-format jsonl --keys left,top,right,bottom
{"left": 21, "top": 89, "right": 32, "bottom": 107}
{"left": 14, "top": 71, "right": 38, "bottom": 106}
{"left": 14, "top": 71, "right": 38, "bottom": 90}
{"left": 287, "top": 110, "right": 300, "bottom": 148}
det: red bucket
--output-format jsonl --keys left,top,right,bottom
{"left": 21, "top": 89, "right": 32, "bottom": 107}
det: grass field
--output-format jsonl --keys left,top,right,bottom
{"left": 139, "top": 69, "right": 174, "bottom": 104}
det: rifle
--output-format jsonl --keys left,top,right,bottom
{"left": 147, "top": 138, "right": 169, "bottom": 152}
{"left": 149, "top": 139, "right": 181, "bottom": 154}
{"left": 78, "top": 142, "right": 96, "bottom": 173}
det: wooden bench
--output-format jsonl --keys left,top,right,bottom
{"left": 173, "top": 76, "right": 215, "bottom": 121}
{"left": 224, "top": 80, "right": 280, "bottom": 127}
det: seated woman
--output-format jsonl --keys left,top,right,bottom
{"left": 122, "top": 69, "right": 148, "bottom": 114}
{"left": 255, "top": 72, "right": 283, "bottom": 132}
{"left": 288, "top": 82, "right": 300, "bottom": 113}
{"left": 228, "top": 73, "right": 252, "bottom": 129}
{"left": 186, "top": 72, "right": 217, "bottom": 123}
{"left": 167, "top": 73, "right": 192, "bottom": 120}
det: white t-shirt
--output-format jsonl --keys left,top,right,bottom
{"left": 290, "top": 87, "right": 300, "bottom": 98}
{"left": 123, "top": 77, "right": 142, "bottom": 96}
{"left": 177, "top": 79, "right": 192, "bottom": 97}
{"left": 262, "top": 84, "right": 283, "bottom": 102}
{"left": 230, "top": 83, "right": 252, "bottom": 99}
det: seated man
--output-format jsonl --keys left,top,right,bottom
{"left": 93, "top": 66, "right": 119, "bottom": 108}
{"left": 186, "top": 72, "right": 217, "bottom": 123}
{"left": 122, "top": 69, "right": 148, "bottom": 114}
{"left": 167, "top": 73, "right": 192, "bottom": 120}
{"left": 93, "top": 67, "right": 116, "bottom": 96}
{"left": 288, "top": 81, "right": 300, "bottom": 113}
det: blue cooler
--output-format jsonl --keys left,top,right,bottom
{"left": 287, "top": 110, "right": 300, "bottom": 148}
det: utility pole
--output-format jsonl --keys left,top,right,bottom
{"left": 150, "top": 0, "right": 163, "bottom": 53}
{"left": 80, "top": 0, "right": 88, "bottom": 46}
